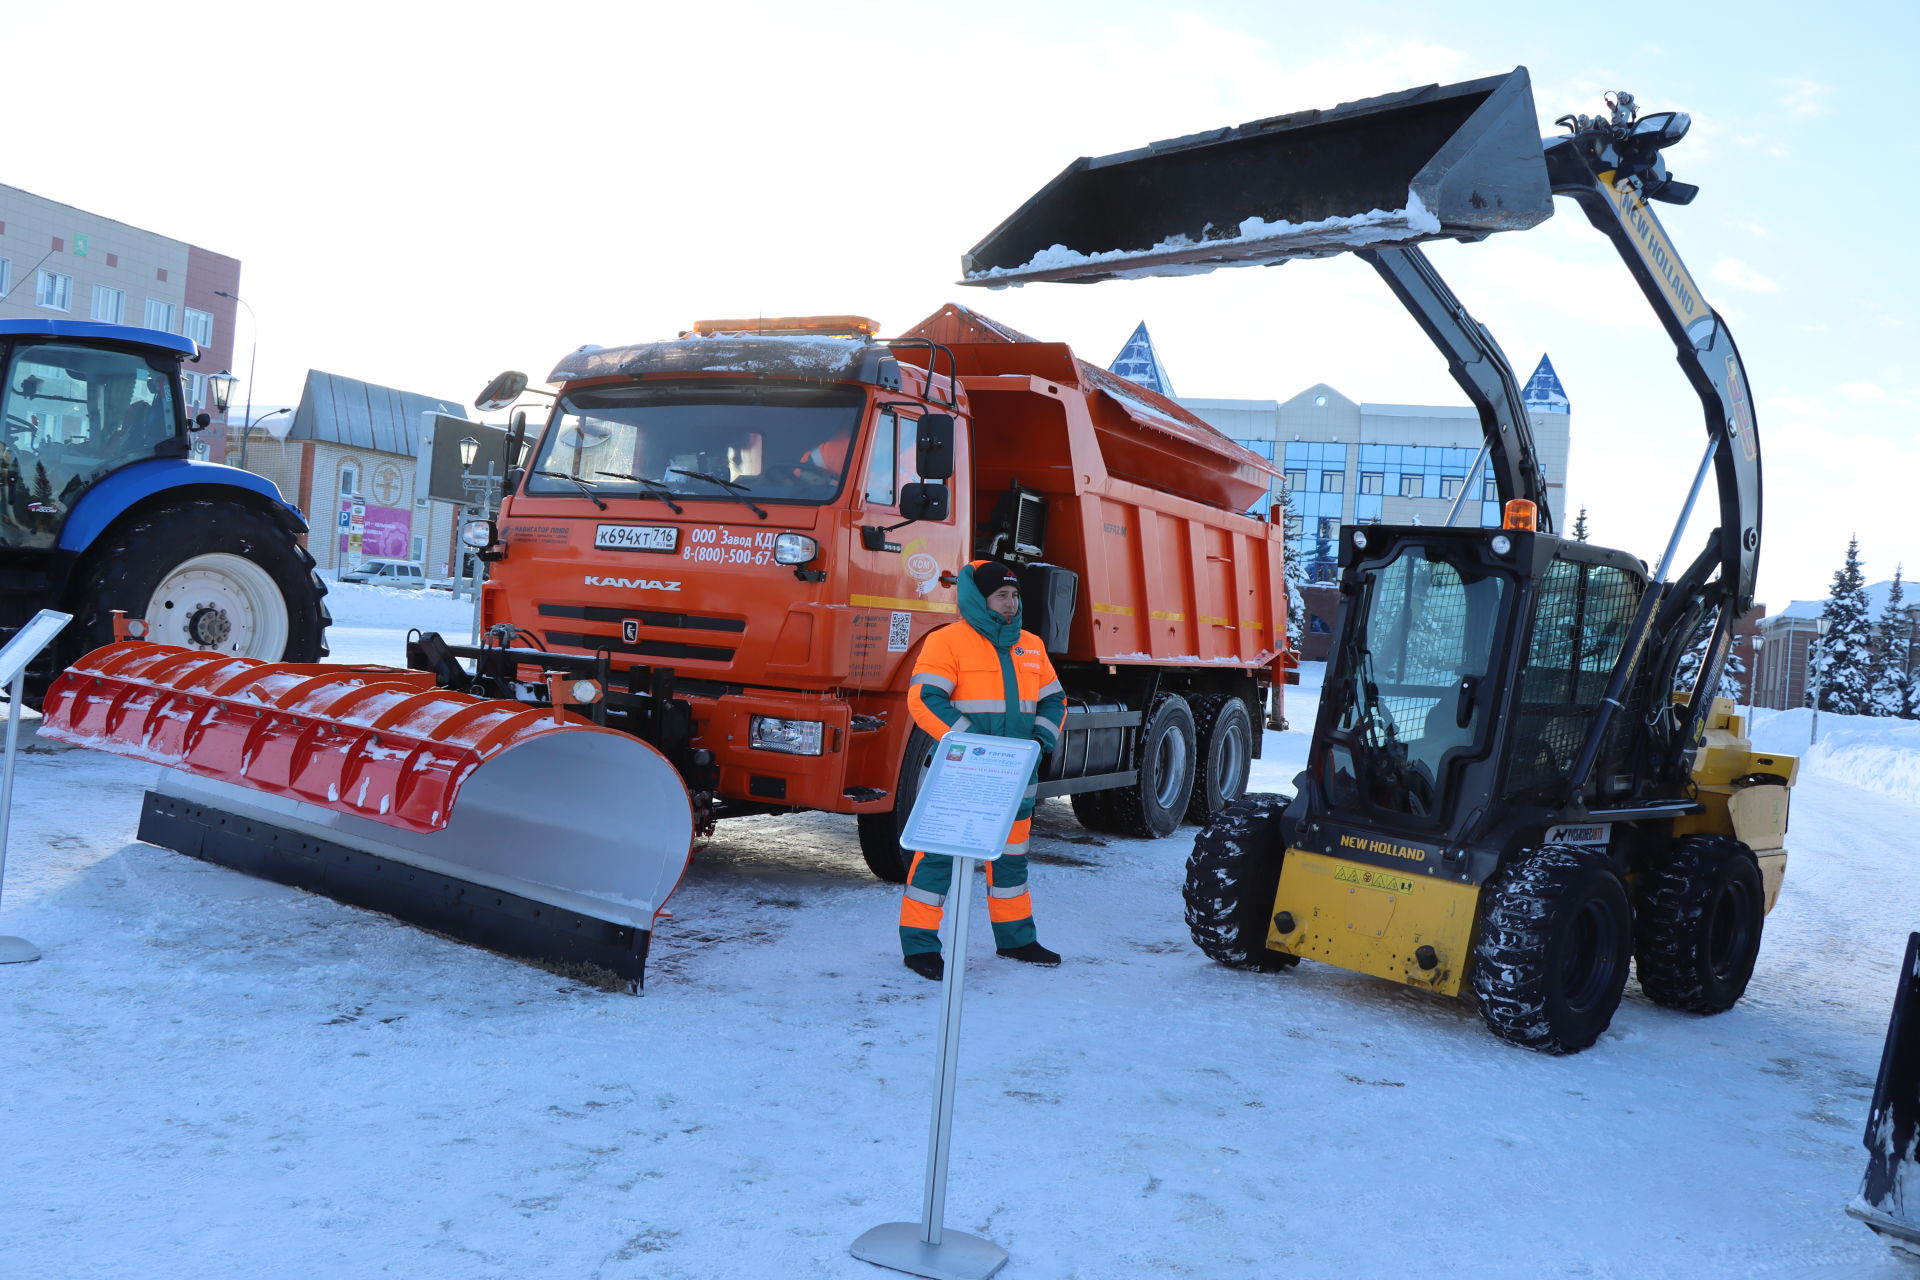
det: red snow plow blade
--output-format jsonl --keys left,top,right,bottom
{"left": 40, "top": 642, "right": 695, "bottom": 987}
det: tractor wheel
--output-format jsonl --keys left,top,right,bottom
{"left": 69, "top": 500, "right": 329, "bottom": 668}
{"left": 1187, "top": 692, "right": 1255, "bottom": 826}
{"left": 856, "top": 727, "right": 936, "bottom": 883}
{"left": 1470, "top": 844, "right": 1633, "bottom": 1054}
{"left": 1633, "top": 835, "right": 1765, "bottom": 1014}
{"left": 1183, "top": 792, "right": 1298, "bottom": 971}
{"left": 1103, "top": 693, "right": 1196, "bottom": 838}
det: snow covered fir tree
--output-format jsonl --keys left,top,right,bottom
{"left": 1868, "top": 566, "right": 1916, "bottom": 718}
{"left": 1808, "top": 536, "right": 1877, "bottom": 715}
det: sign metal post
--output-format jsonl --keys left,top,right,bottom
{"left": 0, "top": 610, "right": 72, "bottom": 964}
{"left": 853, "top": 732, "right": 1038, "bottom": 1280}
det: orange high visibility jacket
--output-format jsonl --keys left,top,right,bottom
{"left": 907, "top": 623, "right": 1067, "bottom": 764}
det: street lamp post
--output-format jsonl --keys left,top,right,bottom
{"left": 457, "top": 435, "right": 502, "bottom": 641}
{"left": 1808, "top": 616, "right": 1834, "bottom": 747}
{"left": 236, "top": 406, "right": 291, "bottom": 472}
{"left": 1747, "top": 633, "right": 1763, "bottom": 725}
{"left": 214, "top": 290, "right": 257, "bottom": 467}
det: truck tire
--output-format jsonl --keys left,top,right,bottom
{"left": 1187, "top": 693, "right": 1254, "bottom": 826}
{"left": 1103, "top": 693, "right": 1196, "bottom": 838}
{"left": 69, "top": 501, "right": 329, "bottom": 667}
{"left": 1470, "top": 844, "right": 1632, "bottom": 1054}
{"left": 856, "top": 727, "right": 936, "bottom": 883}
{"left": 1633, "top": 835, "right": 1764, "bottom": 1014}
{"left": 1069, "top": 788, "right": 1118, "bottom": 833}
{"left": 1183, "top": 792, "right": 1297, "bottom": 971}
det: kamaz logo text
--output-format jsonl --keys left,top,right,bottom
{"left": 585, "top": 576, "right": 681, "bottom": 591}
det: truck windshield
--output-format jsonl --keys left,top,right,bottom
{"left": 1322, "top": 543, "right": 1509, "bottom": 825}
{"left": 528, "top": 380, "right": 864, "bottom": 507}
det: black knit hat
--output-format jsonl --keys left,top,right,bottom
{"left": 970, "top": 561, "right": 1019, "bottom": 597}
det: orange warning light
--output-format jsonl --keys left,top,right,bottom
{"left": 1503, "top": 499, "right": 1538, "bottom": 531}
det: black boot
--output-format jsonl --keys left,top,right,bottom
{"left": 996, "top": 942, "right": 1061, "bottom": 967}
{"left": 903, "top": 953, "right": 944, "bottom": 981}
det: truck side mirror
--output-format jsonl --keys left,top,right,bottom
{"left": 476, "top": 370, "right": 528, "bottom": 412}
{"left": 899, "top": 482, "right": 950, "bottom": 523}
{"left": 915, "top": 414, "right": 955, "bottom": 481}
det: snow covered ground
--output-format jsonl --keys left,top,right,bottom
{"left": 4, "top": 584, "right": 1918, "bottom": 1278}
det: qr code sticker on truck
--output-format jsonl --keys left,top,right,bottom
{"left": 888, "top": 611, "right": 912, "bottom": 652}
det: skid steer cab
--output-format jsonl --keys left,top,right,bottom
{"left": 1187, "top": 520, "right": 1794, "bottom": 1052}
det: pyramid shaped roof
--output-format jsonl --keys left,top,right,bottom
{"left": 1108, "top": 322, "right": 1176, "bottom": 397}
{"left": 1522, "top": 354, "right": 1569, "bottom": 414}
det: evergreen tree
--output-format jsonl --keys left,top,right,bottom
{"left": 1276, "top": 480, "right": 1309, "bottom": 654}
{"left": 1571, "top": 506, "right": 1590, "bottom": 543}
{"left": 1807, "top": 535, "right": 1874, "bottom": 715}
{"left": 1868, "top": 566, "right": 1914, "bottom": 717}
{"left": 1673, "top": 616, "right": 1745, "bottom": 702}
{"left": 30, "top": 462, "right": 51, "bottom": 506}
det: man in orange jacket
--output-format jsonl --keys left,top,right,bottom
{"left": 898, "top": 560, "right": 1068, "bottom": 980}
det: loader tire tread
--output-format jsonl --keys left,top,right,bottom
{"left": 1470, "top": 844, "right": 1632, "bottom": 1055}
{"left": 1633, "top": 834, "right": 1764, "bottom": 1014}
{"left": 1183, "top": 792, "right": 1297, "bottom": 971}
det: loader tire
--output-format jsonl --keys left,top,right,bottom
{"left": 1633, "top": 835, "right": 1764, "bottom": 1014}
{"left": 857, "top": 727, "right": 936, "bottom": 883}
{"left": 1103, "top": 693, "right": 1196, "bottom": 838}
{"left": 1470, "top": 845, "right": 1632, "bottom": 1055}
{"left": 1187, "top": 693, "right": 1254, "bottom": 826}
{"left": 68, "top": 500, "right": 329, "bottom": 672}
{"left": 1183, "top": 792, "right": 1297, "bottom": 971}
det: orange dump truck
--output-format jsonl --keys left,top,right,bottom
{"left": 43, "top": 304, "right": 1287, "bottom": 984}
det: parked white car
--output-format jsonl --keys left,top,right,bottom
{"left": 340, "top": 559, "right": 428, "bottom": 589}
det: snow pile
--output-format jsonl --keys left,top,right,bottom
{"left": 1753, "top": 706, "right": 1920, "bottom": 809}
{"left": 967, "top": 190, "right": 1441, "bottom": 284}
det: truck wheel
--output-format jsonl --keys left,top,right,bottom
{"left": 856, "top": 727, "right": 936, "bottom": 883}
{"left": 1187, "top": 693, "right": 1254, "bottom": 826}
{"left": 1183, "top": 792, "right": 1297, "bottom": 971}
{"left": 70, "top": 501, "right": 329, "bottom": 665}
{"left": 1470, "top": 845, "right": 1632, "bottom": 1054}
{"left": 1633, "top": 835, "right": 1764, "bottom": 1014}
{"left": 1069, "top": 788, "right": 1119, "bottom": 833}
{"left": 1104, "top": 693, "right": 1196, "bottom": 838}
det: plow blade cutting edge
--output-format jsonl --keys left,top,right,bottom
{"left": 40, "top": 642, "right": 694, "bottom": 987}
{"left": 961, "top": 66, "right": 1552, "bottom": 286}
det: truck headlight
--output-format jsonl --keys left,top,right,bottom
{"left": 773, "top": 533, "right": 819, "bottom": 565}
{"left": 749, "top": 715, "right": 825, "bottom": 755}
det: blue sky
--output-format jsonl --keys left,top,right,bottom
{"left": 3, "top": 0, "right": 1910, "bottom": 607}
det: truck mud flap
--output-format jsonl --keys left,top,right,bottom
{"left": 1852, "top": 931, "right": 1920, "bottom": 1251}
{"left": 40, "top": 641, "right": 694, "bottom": 987}
{"left": 961, "top": 67, "right": 1552, "bottom": 286}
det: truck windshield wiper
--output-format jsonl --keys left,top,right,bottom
{"left": 533, "top": 469, "right": 608, "bottom": 511}
{"left": 595, "top": 471, "right": 685, "bottom": 514}
{"left": 668, "top": 468, "right": 768, "bottom": 519}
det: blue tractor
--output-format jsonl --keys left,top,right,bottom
{"left": 0, "top": 317, "right": 328, "bottom": 696}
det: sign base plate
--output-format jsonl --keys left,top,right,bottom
{"left": 851, "top": 1222, "right": 1007, "bottom": 1280}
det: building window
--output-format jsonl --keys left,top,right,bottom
{"left": 340, "top": 463, "right": 360, "bottom": 498}
{"left": 1483, "top": 476, "right": 1498, "bottom": 501}
{"left": 36, "top": 270, "right": 72, "bottom": 311}
{"left": 1284, "top": 469, "right": 1307, "bottom": 493}
{"left": 1321, "top": 470, "right": 1343, "bottom": 493}
{"left": 1359, "top": 472, "right": 1382, "bottom": 495}
{"left": 1401, "top": 474, "right": 1423, "bottom": 498}
{"left": 1308, "top": 614, "right": 1331, "bottom": 634}
{"left": 1317, "top": 516, "right": 1340, "bottom": 539}
{"left": 1439, "top": 475, "right": 1461, "bottom": 499}
{"left": 91, "top": 285, "right": 126, "bottom": 324}
{"left": 182, "top": 372, "right": 206, "bottom": 409}
{"left": 182, "top": 308, "right": 214, "bottom": 346}
{"left": 144, "top": 299, "right": 176, "bottom": 331}
{"left": 0, "top": 258, "right": 10, "bottom": 299}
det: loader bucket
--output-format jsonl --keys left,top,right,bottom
{"left": 962, "top": 67, "right": 1552, "bottom": 285}
{"left": 1852, "top": 932, "right": 1920, "bottom": 1252}
{"left": 40, "top": 642, "right": 695, "bottom": 987}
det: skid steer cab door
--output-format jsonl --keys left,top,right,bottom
{"left": 1309, "top": 527, "right": 1519, "bottom": 841}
